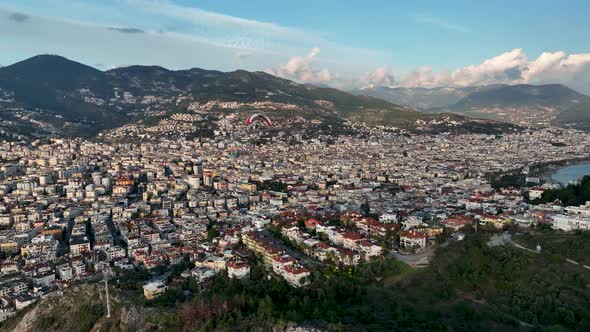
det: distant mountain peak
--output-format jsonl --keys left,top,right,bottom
{"left": 26, "top": 54, "right": 71, "bottom": 62}
{"left": 2, "top": 54, "right": 104, "bottom": 79}
{"left": 432, "top": 83, "right": 590, "bottom": 127}
{"left": 14, "top": 54, "right": 96, "bottom": 68}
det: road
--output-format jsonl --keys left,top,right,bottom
{"left": 489, "top": 233, "right": 590, "bottom": 270}
{"left": 489, "top": 233, "right": 541, "bottom": 254}
{"left": 488, "top": 233, "right": 538, "bottom": 253}
{"left": 390, "top": 247, "right": 435, "bottom": 267}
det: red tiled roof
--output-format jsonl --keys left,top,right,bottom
{"left": 305, "top": 218, "right": 320, "bottom": 227}
{"left": 358, "top": 240, "right": 376, "bottom": 247}
{"left": 272, "top": 255, "right": 296, "bottom": 264}
{"left": 283, "top": 265, "right": 311, "bottom": 275}
{"left": 335, "top": 247, "right": 355, "bottom": 256}
{"left": 227, "top": 261, "right": 249, "bottom": 269}
{"left": 342, "top": 231, "right": 364, "bottom": 241}
{"left": 315, "top": 242, "right": 331, "bottom": 250}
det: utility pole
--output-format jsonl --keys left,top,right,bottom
{"left": 104, "top": 277, "right": 111, "bottom": 318}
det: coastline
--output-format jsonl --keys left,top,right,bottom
{"left": 535, "top": 158, "right": 590, "bottom": 186}
{"left": 484, "top": 156, "right": 590, "bottom": 189}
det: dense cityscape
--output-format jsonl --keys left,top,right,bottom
{"left": 1, "top": 114, "right": 590, "bottom": 326}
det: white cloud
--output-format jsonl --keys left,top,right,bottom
{"left": 528, "top": 53, "right": 590, "bottom": 89}
{"left": 125, "top": 0, "right": 322, "bottom": 53}
{"left": 267, "top": 47, "right": 333, "bottom": 83}
{"left": 125, "top": 1, "right": 277, "bottom": 52}
{"left": 360, "top": 67, "right": 396, "bottom": 88}
{"left": 389, "top": 49, "right": 590, "bottom": 93}
{"left": 400, "top": 48, "right": 527, "bottom": 87}
{"left": 124, "top": 1, "right": 386, "bottom": 68}
{"left": 128, "top": 0, "right": 306, "bottom": 38}
{"left": 521, "top": 51, "right": 565, "bottom": 82}
{"left": 412, "top": 13, "right": 468, "bottom": 32}
{"left": 272, "top": 47, "right": 590, "bottom": 94}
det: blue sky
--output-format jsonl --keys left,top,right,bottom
{"left": 1, "top": 0, "right": 590, "bottom": 92}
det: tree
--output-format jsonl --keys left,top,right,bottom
{"left": 207, "top": 228, "right": 220, "bottom": 241}
{"left": 257, "top": 296, "right": 273, "bottom": 318}
{"left": 360, "top": 201, "right": 371, "bottom": 216}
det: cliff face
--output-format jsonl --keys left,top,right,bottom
{"left": 1, "top": 286, "right": 104, "bottom": 332}
{"left": 0, "top": 284, "right": 161, "bottom": 332}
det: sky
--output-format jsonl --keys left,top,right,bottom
{"left": 1, "top": 0, "right": 590, "bottom": 93}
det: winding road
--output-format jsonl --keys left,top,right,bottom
{"left": 488, "top": 233, "right": 590, "bottom": 270}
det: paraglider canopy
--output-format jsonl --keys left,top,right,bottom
{"left": 246, "top": 114, "right": 272, "bottom": 127}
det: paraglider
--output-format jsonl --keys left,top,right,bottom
{"left": 246, "top": 114, "right": 272, "bottom": 127}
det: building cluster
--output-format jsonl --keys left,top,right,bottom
{"left": 242, "top": 231, "right": 310, "bottom": 287}
{"left": 547, "top": 201, "right": 590, "bottom": 231}
{"left": 0, "top": 123, "right": 587, "bottom": 307}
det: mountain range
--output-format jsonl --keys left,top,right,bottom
{"left": 350, "top": 86, "right": 491, "bottom": 109}
{"left": 353, "top": 84, "right": 590, "bottom": 127}
{"left": 3, "top": 54, "right": 587, "bottom": 140}
{"left": 0, "top": 55, "right": 468, "bottom": 139}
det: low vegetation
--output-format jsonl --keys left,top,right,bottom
{"left": 490, "top": 173, "right": 527, "bottom": 189}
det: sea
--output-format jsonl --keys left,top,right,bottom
{"left": 550, "top": 161, "right": 590, "bottom": 185}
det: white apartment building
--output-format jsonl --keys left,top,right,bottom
{"left": 552, "top": 214, "right": 590, "bottom": 231}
